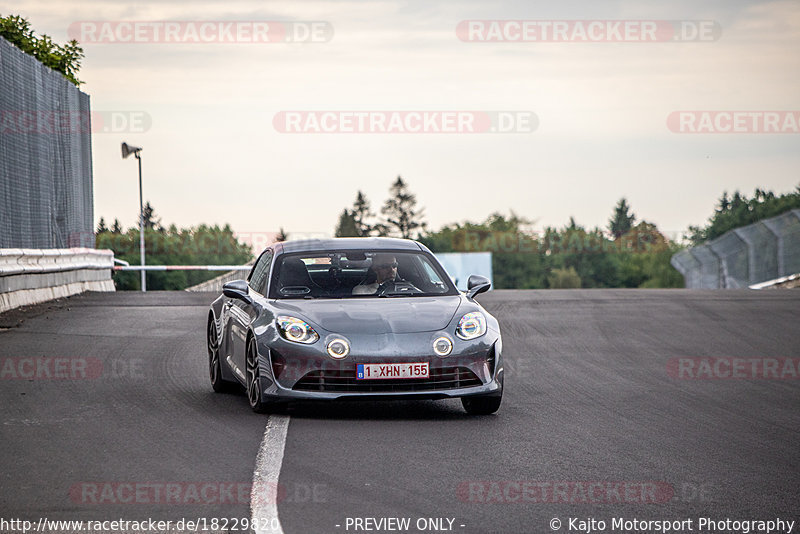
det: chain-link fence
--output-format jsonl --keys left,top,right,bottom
{"left": 0, "top": 37, "right": 94, "bottom": 249}
{"left": 671, "top": 209, "right": 800, "bottom": 288}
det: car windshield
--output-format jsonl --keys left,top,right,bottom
{"left": 269, "top": 250, "right": 458, "bottom": 299}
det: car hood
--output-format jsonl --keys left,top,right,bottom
{"left": 272, "top": 295, "right": 462, "bottom": 334}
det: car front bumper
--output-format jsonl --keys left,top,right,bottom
{"left": 254, "top": 332, "right": 503, "bottom": 401}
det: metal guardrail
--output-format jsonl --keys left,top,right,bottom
{"left": 0, "top": 248, "right": 115, "bottom": 313}
{"left": 671, "top": 209, "right": 800, "bottom": 288}
{"left": 749, "top": 273, "right": 800, "bottom": 290}
{"left": 0, "top": 248, "right": 114, "bottom": 275}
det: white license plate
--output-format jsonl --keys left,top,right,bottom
{"left": 356, "top": 362, "right": 429, "bottom": 380}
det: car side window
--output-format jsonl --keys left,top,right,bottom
{"left": 421, "top": 260, "right": 439, "bottom": 282}
{"left": 249, "top": 251, "right": 273, "bottom": 295}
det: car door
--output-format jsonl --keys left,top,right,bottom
{"left": 229, "top": 249, "right": 273, "bottom": 375}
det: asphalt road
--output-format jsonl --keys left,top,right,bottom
{"left": 1, "top": 290, "right": 799, "bottom": 534}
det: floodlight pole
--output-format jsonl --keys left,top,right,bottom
{"left": 136, "top": 152, "right": 146, "bottom": 292}
{"left": 122, "top": 142, "right": 146, "bottom": 292}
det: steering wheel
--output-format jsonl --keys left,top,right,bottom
{"left": 375, "top": 280, "right": 394, "bottom": 296}
{"left": 376, "top": 279, "right": 422, "bottom": 296}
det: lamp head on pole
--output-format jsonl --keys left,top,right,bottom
{"left": 121, "top": 142, "right": 142, "bottom": 159}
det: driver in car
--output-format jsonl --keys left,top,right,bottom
{"left": 352, "top": 254, "right": 418, "bottom": 295}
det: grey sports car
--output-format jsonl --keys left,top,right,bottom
{"left": 206, "top": 237, "right": 503, "bottom": 414}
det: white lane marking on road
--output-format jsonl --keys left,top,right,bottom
{"left": 252, "top": 414, "right": 291, "bottom": 534}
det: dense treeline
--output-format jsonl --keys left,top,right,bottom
{"left": 96, "top": 205, "right": 252, "bottom": 290}
{"left": 334, "top": 178, "right": 683, "bottom": 288}
{"left": 687, "top": 185, "right": 800, "bottom": 244}
{"left": 418, "top": 213, "right": 683, "bottom": 289}
{"left": 96, "top": 182, "right": 799, "bottom": 290}
{"left": 336, "top": 178, "right": 800, "bottom": 288}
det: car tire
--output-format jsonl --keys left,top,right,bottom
{"left": 461, "top": 376, "right": 503, "bottom": 415}
{"left": 461, "top": 394, "right": 502, "bottom": 415}
{"left": 246, "top": 335, "right": 274, "bottom": 414}
{"left": 208, "top": 317, "right": 236, "bottom": 393}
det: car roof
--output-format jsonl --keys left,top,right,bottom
{"left": 273, "top": 237, "right": 425, "bottom": 255}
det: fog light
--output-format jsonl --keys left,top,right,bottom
{"left": 327, "top": 338, "right": 350, "bottom": 359}
{"left": 433, "top": 336, "right": 453, "bottom": 356}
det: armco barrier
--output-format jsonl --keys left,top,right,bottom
{"left": 671, "top": 209, "right": 800, "bottom": 288}
{"left": 0, "top": 248, "right": 115, "bottom": 313}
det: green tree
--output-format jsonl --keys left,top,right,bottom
{"left": 97, "top": 223, "right": 253, "bottom": 290}
{"left": 616, "top": 221, "right": 682, "bottom": 288}
{"left": 687, "top": 185, "right": 800, "bottom": 244}
{"left": 421, "top": 210, "right": 683, "bottom": 290}
{"left": 275, "top": 228, "right": 288, "bottom": 242}
{"left": 111, "top": 219, "right": 122, "bottom": 234}
{"left": 352, "top": 191, "right": 373, "bottom": 237}
{"left": 420, "top": 212, "right": 547, "bottom": 289}
{"left": 545, "top": 222, "right": 620, "bottom": 288}
{"left": 335, "top": 209, "right": 360, "bottom": 237}
{"left": 719, "top": 191, "right": 730, "bottom": 212}
{"left": 141, "top": 201, "right": 162, "bottom": 231}
{"left": 0, "top": 14, "right": 84, "bottom": 86}
{"left": 96, "top": 217, "right": 108, "bottom": 234}
{"left": 334, "top": 191, "right": 376, "bottom": 237}
{"left": 380, "top": 176, "right": 426, "bottom": 239}
{"left": 608, "top": 198, "right": 636, "bottom": 239}
{"left": 547, "top": 267, "right": 581, "bottom": 288}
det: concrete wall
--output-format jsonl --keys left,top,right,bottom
{"left": 185, "top": 261, "right": 254, "bottom": 292}
{"left": 0, "top": 248, "right": 114, "bottom": 313}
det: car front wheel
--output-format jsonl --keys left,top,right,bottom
{"left": 461, "top": 377, "right": 503, "bottom": 415}
{"left": 246, "top": 336, "right": 273, "bottom": 413}
{"left": 208, "top": 317, "right": 236, "bottom": 393}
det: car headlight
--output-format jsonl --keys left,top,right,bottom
{"left": 456, "top": 312, "right": 487, "bottom": 340}
{"left": 327, "top": 338, "right": 350, "bottom": 359}
{"left": 276, "top": 316, "right": 319, "bottom": 344}
{"left": 433, "top": 336, "right": 453, "bottom": 356}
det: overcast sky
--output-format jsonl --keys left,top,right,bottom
{"left": 10, "top": 0, "right": 800, "bottom": 242}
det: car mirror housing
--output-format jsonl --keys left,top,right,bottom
{"left": 466, "top": 275, "right": 491, "bottom": 298}
{"left": 223, "top": 280, "right": 252, "bottom": 303}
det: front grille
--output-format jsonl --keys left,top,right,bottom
{"left": 293, "top": 366, "right": 483, "bottom": 393}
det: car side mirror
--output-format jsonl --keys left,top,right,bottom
{"left": 223, "top": 280, "right": 252, "bottom": 303}
{"left": 466, "top": 275, "right": 491, "bottom": 298}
